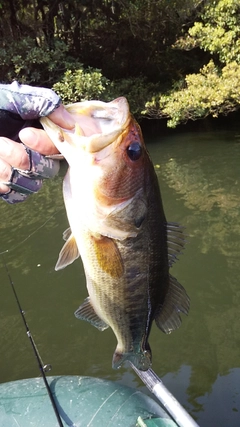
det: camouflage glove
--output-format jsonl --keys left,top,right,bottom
{"left": 0, "top": 81, "right": 61, "bottom": 203}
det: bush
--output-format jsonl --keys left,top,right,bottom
{"left": 0, "top": 37, "right": 82, "bottom": 86}
{"left": 144, "top": 0, "right": 240, "bottom": 127}
{"left": 0, "top": 34, "right": 159, "bottom": 119}
{"left": 53, "top": 72, "right": 159, "bottom": 119}
{"left": 53, "top": 68, "right": 109, "bottom": 103}
{"left": 103, "top": 76, "right": 160, "bottom": 120}
{"left": 144, "top": 60, "right": 240, "bottom": 127}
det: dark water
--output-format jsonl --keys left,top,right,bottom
{"left": 1, "top": 128, "right": 240, "bottom": 426}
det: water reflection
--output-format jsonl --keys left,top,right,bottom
{"left": 157, "top": 133, "right": 240, "bottom": 259}
{"left": 0, "top": 168, "right": 66, "bottom": 271}
{"left": 147, "top": 130, "right": 240, "bottom": 426}
{"left": 0, "top": 130, "right": 240, "bottom": 426}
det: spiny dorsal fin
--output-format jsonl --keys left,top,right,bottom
{"left": 55, "top": 231, "right": 79, "bottom": 270}
{"left": 74, "top": 297, "right": 109, "bottom": 331}
{"left": 167, "top": 222, "right": 187, "bottom": 267}
{"left": 155, "top": 274, "right": 190, "bottom": 334}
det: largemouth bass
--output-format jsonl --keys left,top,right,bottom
{"left": 41, "top": 97, "right": 190, "bottom": 371}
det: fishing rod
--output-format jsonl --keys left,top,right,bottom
{"left": 2, "top": 255, "right": 64, "bottom": 427}
{"left": 130, "top": 362, "right": 200, "bottom": 427}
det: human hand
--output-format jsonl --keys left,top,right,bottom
{"left": 0, "top": 82, "right": 75, "bottom": 203}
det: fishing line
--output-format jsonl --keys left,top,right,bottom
{"left": 0, "top": 207, "right": 63, "bottom": 256}
{"left": 2, "top": 254, "right": 64, "bottom": 427}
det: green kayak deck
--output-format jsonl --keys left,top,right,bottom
{"left": 0, "top": 375, "right": 178, "bottom": 427}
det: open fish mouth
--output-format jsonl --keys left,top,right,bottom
{"left": 41, "top": 97, "right": 131, "bottom": 155}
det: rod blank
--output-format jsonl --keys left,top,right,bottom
{"left": 2, "top": 256, "right": 64, "bottom": 427}
{"left": 130, "top": 363, "right": 200, "bottom": 427}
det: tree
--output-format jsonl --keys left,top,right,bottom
{"left": 144, "top": 0, "right": 240, "bottom": 126}
{"left": 0, "top": 0, "right": 207, "bottom": 116}
{"left": 0, "top": 0, "right": 204, "bottom": 82}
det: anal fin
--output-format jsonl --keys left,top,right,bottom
{"left": 155, "top": 274, "right": 190, "bottom": 334}
{"left": 74, "top": 297, "right": 109, "bottom": 331}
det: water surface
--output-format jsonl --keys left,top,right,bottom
{"left": 1, "top": 128, "right": 240, "bottom": 427}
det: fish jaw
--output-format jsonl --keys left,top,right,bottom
{"left": 55, "top": 108, "right": 150, "bottom": 242}
{"left": 40, "top": 97, "right": 130, "bottom": 166}
{"left": 41, "top": 97, "right": 148, "bottom": 235}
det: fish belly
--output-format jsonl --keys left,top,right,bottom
{"left": 64, "top": 167, "right": 169, "bottom": 371}
{"left": 79, "top": 227, "right": 156, "bottom": 371}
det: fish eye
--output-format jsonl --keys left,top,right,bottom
{"left": 127, "top": 142, "right": 142, "bottom": 161}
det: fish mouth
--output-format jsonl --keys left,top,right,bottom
{"left": 80, "top": 97, "right": 131, "bottom": 153}
{"left": 40, "top": 97, "right": 131, "bottom": 159}
{"left": 66, "top": 97, "right": 131, "bottom": 154}
{"left": 40, "top": 97, "right": 132, "bottom": 168}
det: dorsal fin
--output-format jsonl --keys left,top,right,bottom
{"left": 167, "top": 222, "right": 187, "bottom": 267}
{"left": 155, "top": 274, "right": 190, "bottom": 334}
{"left": 55, "top": 230, "right": 79, "bottom": 270}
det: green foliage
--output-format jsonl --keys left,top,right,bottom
{"left": 53, "top": 71, "right": 159, "bottom": 119}
{"left": 176, "top": 0, "right": 240, "bottom": 64}
{"left": 145, "top": 60, "right": 240, "bottom": 127}
{"left": 1, "top": 0, "right": 239, "bottom": 126}
{"left": 53, "top": 68, "right": 109, "bottom": 103}
{"left": 145, "top": 0, "right": 240, "bottom": 126}
{"left": 103, "top": 77, "right": 160, "bottom": 119}
{"left": 0, "top": 38, "right": 81, "bottom": 86}
{"left": 0, "top": 0, "right": 204, "bottom": 86}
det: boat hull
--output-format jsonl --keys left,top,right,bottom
{"left": 0, "top": 375, "right": 177, "bottom": 426}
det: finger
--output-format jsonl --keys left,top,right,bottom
{"left": 0, "top": 157, "right": 12, "bottom": 193}
{"left": 49, "top": 104, "right": 75, "bottom": 129}
{"left": 48, "top": 104, "right": 101, "bottom": 136}
{"left": 19, "top": 128, "right": 59, "bottom": 155}
{"left": 0, "top": 137, "right": 29, "bottom": 170}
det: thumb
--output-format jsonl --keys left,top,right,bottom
{"left": 19, "top": 128, "right": 59, "bottom": 156}
{"left": 48, "top": 104, "right": 75, "bottom": 129}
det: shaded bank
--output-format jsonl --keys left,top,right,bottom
{"left": 141, "top": 109, "right": 240, "bottom": 138}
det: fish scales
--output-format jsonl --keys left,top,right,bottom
{"left": 82, "top": 227, "right": 153, "bottom": 368}
{"left": 40, "top": 97, "right": 190, "bottom": 371}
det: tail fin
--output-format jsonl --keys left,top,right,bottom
{"left": 112, "top": 348, "right": 152, "bottom": 371}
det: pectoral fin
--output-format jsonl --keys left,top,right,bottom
{"left": 155, "top": 274, "right": 190, "bottom": 334}
{"left": 92, "top": 235, "right": 124, "bottom": 278}
{"left": 55, "top": 230, "right": 79, "bottom": 270}
{"left": 74, "top": 297, "right": 109, "bottom": 331}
